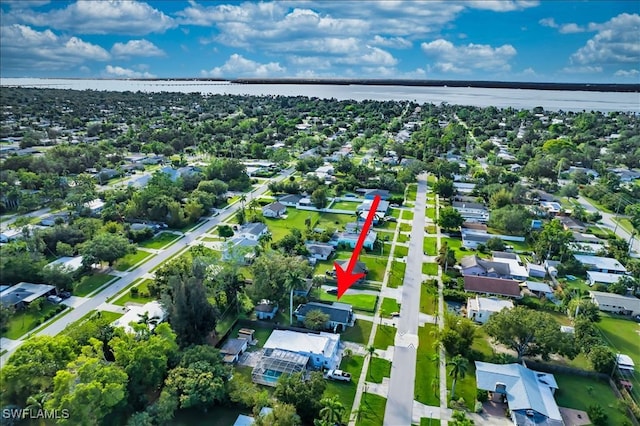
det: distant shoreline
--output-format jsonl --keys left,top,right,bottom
{"left": 4, "top": 78, "right": 638, "bottom": 93}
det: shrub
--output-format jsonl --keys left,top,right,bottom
{"left": 477, "top": 389, "right": 489, "bottom": 403}
{"left": 587, "top": 404, "right": 607, "bottom": 426}
{"left": 475, "top": 401, "right": 484, "bottom": 414}
{"left": 130, "top": 287, "right": 140, "bottom": 297}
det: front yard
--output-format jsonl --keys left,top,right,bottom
{"left": 1, "top": 303, "right": 67, "bottom": 339}
{"left": 342, "top": 319, "right": 373, "bottom": 345}
{"left": 114, "top": 250, "right": 153, "bottom": 271}
{"left": 373, "top": 324, "right": 396, "bottom": 350}
{"left": 324, "top": 355, "right": 365, "bottom": 422}
{"left": 415, "top": 324, "right": 439, "bottom": 406}
{"left": 139, "top": 232, "right": 182, "bottom": 249}
{"left": 319, "top": 292, "right": 378, "bottom": 314}
{"left": 368, "top": 357, "right": 392, "bottom": 384}
{"left": 112, "top": 279, "right": 154, "bottom": 306}
{"left": 74, "top": 273, "right": 116, "bottom": 297}
{"left": 379, "top": 298, "right": 401, "bottom": 318}
{"left": 388, "top": 261, "right": 406, "bottom": 288}
{"left": 356, "top": 393, "right": 387, "bottom": 426}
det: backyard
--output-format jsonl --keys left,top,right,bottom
{"left": 319, "top": 292, "right": 378, "bottom": 314}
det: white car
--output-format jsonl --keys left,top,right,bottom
{"left": 47, "top": 295, "right": 62, "bottom": 304}
{"left": 326, "top": 369, "right": 352, "bottom": 382}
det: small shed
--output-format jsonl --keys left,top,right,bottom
{"left": 220, "top": 338, "right": 248, "bottom": 363}
{"left": 255, "top": 300, "right": 278, "bottom": 320}
{"left": 238, "top": 328, "right": 256, "bottom": 344}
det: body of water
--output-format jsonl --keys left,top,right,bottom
{"left": 1, "top": 78, "right": 639, "bottom": 113}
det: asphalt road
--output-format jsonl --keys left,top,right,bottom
{"left": 383, "top": 174, "right": 428, "bottom": 426}
{"left": 0, "top": 167, "right": 295, "bottom": 366}
{"left": 577, "top": 195, "right": 639, "bottom": 256}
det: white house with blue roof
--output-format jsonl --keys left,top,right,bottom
{"left": 475, "top": 361, "right": 563, "bottom": 426}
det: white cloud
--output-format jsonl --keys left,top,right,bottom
{"left": 370, "top": 35, "right": 412, "bottom": 49}
{"left": 522, "top": 67, "right": 536, "bottom": 75}
{"left": 539, "top": 17, "right": 558, "bottom": 28}
{"left": 614, "top": 69, "right": 639, "bottom": 77}
{"left": 562, "top": 66, "right": 603, "bottom": 74}
{"left": 201, "top": 54, "right": 286, "bottom": 78}
{"left": 14, "top": 0, "right": 175, "bottom": 35}
{"left": 558, "top": 23, "right": 585, "bottom": 34}
{"left": 570, "top": 13, "right": 640, "bottom": 66}
{"left": 104, "top": 65, "right": 156, "bottom": 78}
{"left": 466, "top": 1, "right": 539, "bottom": 12}
{"left": 111, "top": 39, "right": 165, "bottom": 58}
{"left": 0, "top": 24, "right": 110, "bottom": 70}
{"left": 3, "top": 0, "right": 50, "bottom": 9}
{"left": 421, "top": 39, "right": 517, "bottom": 73}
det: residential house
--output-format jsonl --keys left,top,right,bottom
{"left": 356, "top": 199, "right": 390, "bottom": 214}
{"left": 45, "top": 256, "right": 84, "bottom": 274}
{"left": 459, "top": 255, "right": 511, "bottom": 279}
{"left": 590, "top": 291, "right": 640, "bottom": 316}
{"left": 574, "top": 255, "right": 627, "bottom": 274}
{"left": 294, "top": 301, "right": 354, "bottom": 332}
{"left": 452, "top": 201, "right": 489, "bottom": 223}
{"left": 587, "top": 271, "right": 624, "bottom": 287}
{"left": 466, "top": 296, "right": 514, "bottom": 324}
{"left": 255, "top": 300, "right": 278, "bottom": 320}
{"left": 239, "top": 222, "right": 268, "bottom": 241}
{"left": 363, "top": 189, "right": 390, "bottom": 200}
{"left": 40, "top": 213, "right": 69, "bottom": 227}
{"left": 525, "top": 281, "right": 554, "bottom": 298}
{"left": 492, "top": 252, "right": 529, "bottom": 280}
{"left": 220, "top": 338, "right": 249, "bottom": 363}
{"left": 233, "top": 408, "right": 274, "bottom": 426}
{"left": 568, "top": 241, "right": 607, "bottom": 255}
{"left": 540, "top": 201, "right": 562, "bottom": 215}
{"left": 616, "top": 354, "right": 635, "bottom": 373}
{"left": 332, "top": 260, "right": 368, "bottom": 282}
{"left": 84, "top": 199, "right": 105, "bottom": 215}
{"left": 527, "top": 263, "right": 547, "bottom": 278}
{"left": 331, "top": 229, "right": 376, "bottom": 251}
{"left": 463, "top": 276, "right": 522, "bottom": 298}
{"left": 111, "top": 301, "right": 167, "bottom": 334}
{"left": 609, "top": 167, "right": 640, "bottom": 183}
{"left": 297, "top": 197, "right": 313, "bottom": 208}
{"left": 262, "top": 329, "right": 342, "bottom": 370}
{"left": 305, "top": 242, "right": 334, "bottom": 261}
{"left": 572, "top": 232, "right": 604, "bottom": 244}
{"left": 453, "top": 182, "right": 476, "bottom": 195}
{"left": 0, "top": 282, "right": 57, "bottom": 309}
{"left": 278, "top": 194, "right": 303, "bottom": 206}
{"left": 0, "top": 228, "right": 22, "bottom": 243}
{"left": 558, "top": 216, "right": 586, "bottom": 232}
{"left": 262, "top": 201, "right": 286, "bottom": 218}
{"left": 475, "top": 362, "right": 563, "bottom": 426}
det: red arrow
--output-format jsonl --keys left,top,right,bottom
{"left": 335, "top": 195, "right": 381, "bottom": 299}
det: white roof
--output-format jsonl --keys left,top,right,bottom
{"left": 617, "top": 354, "right": 635, "bottom": 369}
{"left": 586, "top": 271, "right": 623, "bottom": 284}
{"left": 590, "top": 291, "right": 640, "bottom": 312}
{"left": 112, "top": 301, "right": 166, "bottom": 334}
{"left": 492, "top": 256, "right": 529, "bottom": 278}
{"left": 525, "top": 281, "right": 554, "bottom": 294}
{"left": 45, "top": 256, "right": 84, "bottom": 272}
{"left": 474, "top": 296, "right": 514, "bottom": 312}
{"left": 574, "top": 255, "right": 627, "bottom": 273}
{"left": 263, "top": 330, "right": 339, "bottom": 357}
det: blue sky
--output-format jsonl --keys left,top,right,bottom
{"left": 1, "top": 1, "right": 638, "bottom": 83}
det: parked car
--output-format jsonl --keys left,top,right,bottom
{"left": 326, "top": 369, "right": 352, "bottom": 382}
{"left": 59, "top": 291, "right": 71, "bottom": 300}
{"left": 390, "top": 312, "right": 400, "bottom": 318}
{"left": 326, "top": 288, "right": 338, "bottom": 295}
{"left": 47, "top": 295, "right": 63, "bottom": 304}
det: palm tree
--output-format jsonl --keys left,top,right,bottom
{"left": 319, "top": 395, "right": 346, "bottom": 425}
{"left": 366, "top": 345, "right": 376, "bottom": 379}
{"left": 285, "top": 269, "right": 303, "bottom": 325}
{"left": 248, "top": 198, "right": 259, "bottom": 221}
{"left": 239, "top": 194, "right": 247, "bottom": 215}
{"left": 436, "top": 242, "right": 456, "bottom": 273}
{"left": 447, "top": 355, "right": 469, "bottom": 400}
{"left": 26, "top": 392, "right": 51, "bottom": 424}
{"left": 258, "top": 231, "right": 272, "bottom": 250}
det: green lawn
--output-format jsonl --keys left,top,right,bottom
{"left": 1, "top": 303, "right": 66, "bottom": 339}
{"left": 139, "top": 232, "right": 182, "bottom": 249}
{"left": 112, "top": 279, "right": 154, "bottom": 306}
{"left": 342, "top": 320, "right": 373, "bottom": 345}
{"left": 318, "top": 212, "right": 356, "bottom": 229}
{"left": 446, "top": 357, "right": 476, "bottom": 409}
{"left": 373, "top": 324, "right": 396, "bottom": 350}
{"left": 360, "top": 255, "right": 388, "bottom": 282}
{"left": 375, "top": 220, "right": 397, "bottom": 231}
{"left": 397, "top": 233, "right": 409, "bottom": 243}
{"left": 263, "top": 209, "right": 319, "bottom": 241}
{"left": 422, "top": 262, "right": 439, "bottom": 275}
{"left": 368, "top": 357, "right": 392, "bottom": 384}
{"left": 407, "top": 184, "right": 417, "bottom": 201}
{"left": 332, "top": 201, "right": 360, "bottom": 211}
{"left": 320, "top": 292, "right": 379, "bottom": 314}
{"left": 388, "top": 261, "right": 406, "bottom": 288}
{"left": 420, "top": 282, "right": 437, "bottom": 315}
{"left": 324, "top": 355, "right": 365, "bottom": 421}
{"left": 399, "top": 223, "right": 412, "bottom": 233}
{"left": 426, "top": 207, "right": 436, "bottom": 220}
{"left": 442, "top": 237, "right": 465, "bottom": 259}
{"left": 74, "top": 273, "right": 116, "bottom": 297}
{"left": 402, "top": 210, "right": 414, "bottom": 221}
{"left": 415, "top": 324, "right": 440, "bottom": 406}
{"left": 423, "top": 237, "right": 437, "bottom": 255}
{"left": 114, "top": 250, "right": 152, "bottom": 271}
{"left": 393, "top": 245, "right": 408, "bottom": 258}
{"left": 424, "top": 225, "right": 437, "bottom": 234}
{"left": 380, "top": 297, "right": 401, "bottom": 318}
{"left": 554, "top": 373, "right": 630, "bottom": 426}
{"left": 356, "top": 393, "right": 387, "bottom": 426}
{"left": 390, "top": 208, "right": 401, "bottom": 219}
{"left": 98, "top": 311, "right": 123, "bottom": 323}
{"left": 226, "top": 322, "right": 273, "bottom": 349}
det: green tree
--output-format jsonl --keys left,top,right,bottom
{"left": 437, "top": 207, "right": 464, "bottom": 231}
{"left": 249, "top": 252, "right": 311, "bottom": 312}
{"left": 303, "top": 309, "right": 330, "bottom": 330}
{"left": 317, "top": 395, "right": 346, "bottom": 425}
{"left": 447, "top": 355, "right": 469, "bottom": 400}
{"left": 485, "top": 237, "right": 506, "bottom": 252}
{"left": 274, "top": 372, "right": 326, "bottom": 424}
{"left": 80, "top": 232, "right": 136, "bottom": 267}
{"left": 587, "top": 404, "right": 607, "bottom": 426}
{"left": 255, "top": 403, "right": 301, "bottom": 426}
{"left": 487, "top": 205, "right": 531, "bottom": 235}
{"left": 450, "top": 410, "right": 475, "bottom": 426}
{"left": 311, "top": 187, "right": 328, "bottom": 209}
{"left": 588, "top": 345, "right": 616, "bottom": 374}
{"left": 489, "top": 188, "right": 512, "bottom": 209}
{"left": 45, "top": 342, "right": 128, "bottom": 425}
{"left": 533, "top": 219, "right": 573, "bottom": 261}
{"left": 41, "top": 263, "right": 75, "bottom": 291}
{"left": 434, "top": 178, "right": 455, "bottom": 198}
{"left": 436, "top": 242, "right": 456, "bottom": 272}
{"left": 568, "top": 299, "right": 601, "bottom": 322}
{"left": 167, "top": 276, "right": 219, "bottom": 347}
{"left": 218, "top": 225, "right": 234, "bottom": 239}
{"left": 1, "top": 335, "right": 78, "bottom": 404}
{"left": 485, "top": 306, "right": 575, "bottom": 361}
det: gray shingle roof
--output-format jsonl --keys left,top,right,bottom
{"left": 294, "top": 302, "right": 352, "bottom": 324}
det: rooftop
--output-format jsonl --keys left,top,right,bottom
{"left": 263, "top": 329, "right": 340, "bottom": 358}
{"left": 294, "top": 301, "right": 353, "bottom": 324}
{"left": 463, "top": 276, "right": 521, "bottom": 298}
{"left": 112, "top": 301, "right": 166, "bottom": 334}
{"left": 0, "top": 282, "right": 56, "bottom": 307}
{"left": 574, "top": 255, "right": 627, "bottom": 273}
